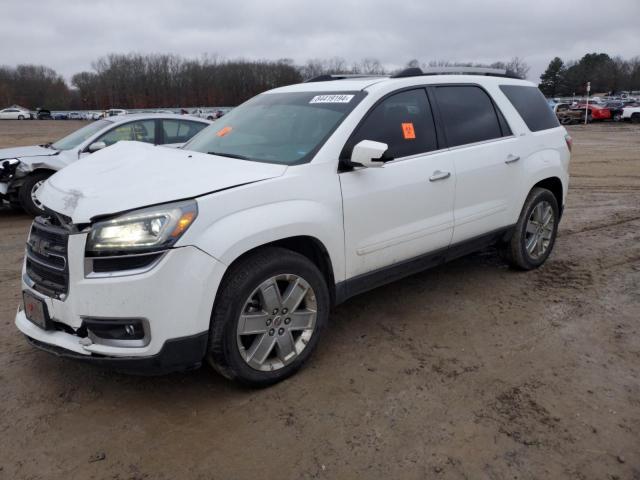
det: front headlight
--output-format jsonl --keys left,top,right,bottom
{"left": 86, "top": 200, "right": 198, "bottom": 255}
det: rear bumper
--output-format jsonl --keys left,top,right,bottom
{"left": 24, "top": 328, "right": 209, "bottom": 375}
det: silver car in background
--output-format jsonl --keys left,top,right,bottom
{"left": 0, "top": 113, "right": 211, "bottom": 215}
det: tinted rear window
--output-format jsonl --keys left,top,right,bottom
{"left": 434, "top": 85, "right": 505, "bottom": 147}
{"left": 500, "top": 85, "right": 560, "bottom": 132}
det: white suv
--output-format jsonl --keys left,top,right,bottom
{"left": 16, "top": 68, "right": 571, "bottom": 387}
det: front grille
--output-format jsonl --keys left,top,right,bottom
{"left": 25, "top": 217, "right": 69, "bottom": 297}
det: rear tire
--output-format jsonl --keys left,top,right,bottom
{"left": 18, "top": 115, "right": 24, "bottom": 120}
{"left": 18, "top": 172, "right": 51, "bottom": 216}
{"left": 207, "top": 247, "right": 330, "bottom": 387}
{"left": 631, "top": 114, "right": 640, "bottom": 124}
{"left": 502, "top": 188, "right": 559, "bottom": 270}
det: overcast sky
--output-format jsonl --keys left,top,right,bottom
{"left": 2, "top": 0, "right": 639, "bottom": 83}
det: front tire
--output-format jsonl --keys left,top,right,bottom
{"left": 18, "top": 172, "right": 51, "bottom": 216}
{"left": 502, "top": 187, "right": 559, "bottom": 270}
{"left": 207, "top": 247, "right": 330, "bottom": 387}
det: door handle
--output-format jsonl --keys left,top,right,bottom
{"left": 429, "top": 170, "right": 451, "bottom": 182}
{"left": 505, "top": 154, "right": 520, "bottom": 164}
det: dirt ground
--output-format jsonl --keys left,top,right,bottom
{"left": 0, "top": 120, "right": 638, "bottom": 479}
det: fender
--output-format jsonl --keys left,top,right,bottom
{"left": 200, "top": 199, "right": 342, "bottom": 276}
{"left": 7, "top": 167, "right": 56, "bottom": 193}
{"left": 184, "top": 197, "right": 345, "bottom": 282}
{"left": 179, "top": 162, "right": 346, "bottom": 283}
{"left": 514, "top": 143, "right": 569, "bottom": 220}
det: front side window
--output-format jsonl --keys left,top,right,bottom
{"left": 97, "top": 120, "right": 156, "bottom": 147}
{"left": 343, "top": 89, "right": 438, "bottom": 160}
{"left": 51, "top": 119, "right": 113, "bottom": 150}
{"left": 434, "top": 85, "right": 505, "bottom": 147}
{"left": 162, "top": 120, "right": 207, "bottom": 144}
{"left": 184, "top": 91, "right": 366, "bottom": 165}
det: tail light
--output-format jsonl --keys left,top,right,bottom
{"left": 564, "top": 134, "right": 573, "bottom": 153}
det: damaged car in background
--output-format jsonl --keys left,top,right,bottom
{"left": 0, "top": 113, "right": 211, "bottom": 215}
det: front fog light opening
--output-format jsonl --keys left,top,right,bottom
{"left": 82, "top": 317, "right": 150, "bottom": 348}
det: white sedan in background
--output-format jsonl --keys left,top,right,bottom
{"left": 0, "top": 107, "right": 32, "bottom": 120}
{"left": 106, "top": 108, "right": 128, "bottom": 117}
{"left": 0, "top": 113, "right": 211, "bottom": 215}
{"left": 621, "top": 106, "right": 640, "bottom": 123}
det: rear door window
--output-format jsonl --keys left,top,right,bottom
{"left": 500, "top": 85, "right": 560, "bottom": 132}
{"left": 344, "top": 88, "right": 438, "bottom": 160}
{"left": 433, "top": 85, "right": 506, "bottom": 147}
{"left": 162, "top": 120, "right": 207, "bottom": 144}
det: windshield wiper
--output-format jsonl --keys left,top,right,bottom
{"left": 207, "top": 151, "right": 251, "bottom": 160}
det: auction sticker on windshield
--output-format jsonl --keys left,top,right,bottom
{"left": 216, "top": 126, "right": 233, "bottom": 137}
{"left": 309, "top": 94, "right": 354, "bottom": 104}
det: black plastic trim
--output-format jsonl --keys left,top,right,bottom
{"left": 25, "top": 331, "right": 209, "bottom": 375}
{"left": 334, "top": 226, "right": 514, "bottom": 305}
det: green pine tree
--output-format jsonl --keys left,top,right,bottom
{"left": 539, "top": 57, "right": 565, "bottom": 97}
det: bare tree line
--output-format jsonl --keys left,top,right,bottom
{"left": 0, "top": 65, "right": 70, "bottom": 109}
{"left": 0, "top": 54, "right": 531, "bottom": 110}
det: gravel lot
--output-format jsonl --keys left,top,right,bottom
{"left": 0, "top": 120, "right": 638, "bottom": 479}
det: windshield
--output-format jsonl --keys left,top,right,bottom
{"left": 51, "top": 119, "right": 112, "bottom": 150}
{"left": 184, "top": 91, "right": 366, "bottom": 165}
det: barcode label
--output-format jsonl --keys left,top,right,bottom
{"left": 309, "top": 94, "right": 354, "bottom": 104}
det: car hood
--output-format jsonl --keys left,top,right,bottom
{"left": 37, "top": 141, "right": 288, "bottom": 223}
{"left": 0, "top": 145, "right": 58, "bottom": 162}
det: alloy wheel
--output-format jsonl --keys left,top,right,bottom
{"left": 236, "top": 274, "right": 317, "bottom": 371}
{"left": 524, "top": 201, "right": 555, "bottom": 260}
{"left": 30, "top": 180, "right": 45, "bottom": 211}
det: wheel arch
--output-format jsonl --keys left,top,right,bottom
{"left": 8, "top": 167, "right": 56, "bottom": 191}
{"left": 532, "top": 176, "right": 563, "bottom": 214}
{"left": 27, "top": 167, "right": 56, "bottom": 176}
{"left": 216, "top": 235, "right": 337, "bottom": 306}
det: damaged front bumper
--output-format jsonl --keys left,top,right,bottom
{"left": 0, "top": 159, "right": 21, "bottom": 197}
{"left": 15, "top": 227, "right": 227, "bottom": 375}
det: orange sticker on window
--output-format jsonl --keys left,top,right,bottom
{"left": 402, "top": 122, "right": 416, "bottom": 140}
{"left": 216, "top": 126, "right": 233, "bottom": 137}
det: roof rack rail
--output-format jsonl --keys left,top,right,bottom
{"left": 391, "top": 67, "right": 516, "bottom": 79}
{"left": 304, "top": 74, "right": 388, "bottom": 83}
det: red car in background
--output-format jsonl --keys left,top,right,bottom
{"left": 573, "top": 103, "right": 611, "bottom": 122}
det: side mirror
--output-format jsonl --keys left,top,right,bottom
{"left": 88, "top": 141, "right": 107, "bottom": 152}
{"left": 350, "top": 140, "right": 388, "bottom": 168}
